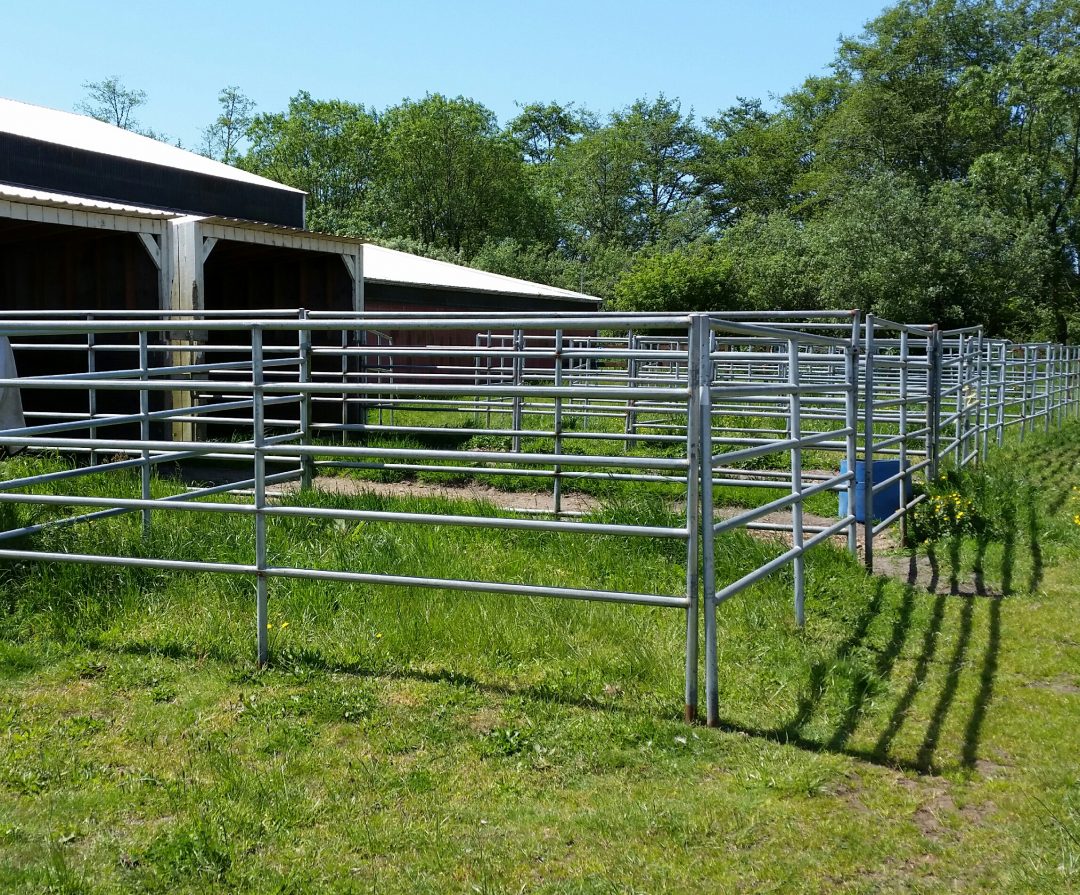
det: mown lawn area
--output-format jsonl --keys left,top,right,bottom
{"left": 0, "top": 423, "right": 1078, "bottom": 893}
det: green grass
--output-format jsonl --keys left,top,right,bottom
{"left": 1, "top": 421, "right": 1079, "bottom": 892}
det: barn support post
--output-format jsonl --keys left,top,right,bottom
{"left": 340, "top": 251, "right": 365, "bottom": 438}
{"left": 166, "top": 217, "right": 209, "bottom": 444}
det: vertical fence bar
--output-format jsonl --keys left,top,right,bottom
{"left": 980, "top": 326, "right": 989, "bottom": 459}
{"left": 512, "top": 329, "right": 523, "bottom": 453}
{"left": 684, "top": 316, "right": 703, "bottom": 723}
{"left": 87, "top": 321, "right": 97, "bottom": 467}
{"left": 927, "top": 326, "right": 941, "bottom": 479}
{"left": 138, "top": 329, "right": 151, "bottom": 540}
{"left": 699, "top": 318, "right": 719, "bottom": 728}
{"left": 995, "top": 341, "right": 1006, "bottom": 446}
{"left": 299, "top": 309, "right": 314, "bottom": 491}
{"left": 898, "top": 329, "right": 909, "bottom": 545}
{"left": 1043, "top": 345, "right": 1052, "bottom": 433}
{"left": 788, "top": 337, "right": 805, "bottom": 627}
{"left": 845, "top": 331, "right": 859, "bottom": 557}
{"left": 863, "top": 315, "right": 876, "bottom": 572}
{"left": 253, "top": 326, "right": 269, "bottom": 667}
{"left": 553, "top": 329, "right": 564, "bottom": 515}
{"left": 625, "top": 330, "right": 637, "bottom": 452}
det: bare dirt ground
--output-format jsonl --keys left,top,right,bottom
{"left": 294, "top": 476, "right": 598, "bottom": 515}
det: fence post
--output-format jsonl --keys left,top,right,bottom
{"left": 299, "top": 309, "right": 314, "bottom": 491}
{"left": 898, "top": 329, "right": 909, "bottom": 545}
{"left": 253, "top": 326, "right": 269, "bottom": 668}
{"left": 625, "top": 330, "right": 637, "bottom": 452}
{"left": 788, "top": 337, "right": 805, "bottom": 627}
{"left": 684, "top": 315, "right": 703, "bottom": 724}
{"left": 698, "top": 317, "right": 719, "bottom": 728}
{"left": 139, "top": 329, "right": 152, "bottom": 540}
{"left": 87, "top": 319, "right": 97, "bottom": 467}
{"left": 995, "top": 341, "right": 1006, "bottom": 446}
{"left": 926, "top": 326, "right": 942, "bottom": 480}
{"left": 553, "top": 329, "right": 564, "bottom": 516}
{"left": 844, "top": 316, "right": 860, "bottom": 557}
{"left": 976, "top": 328, "right": 988, "bottom": 462}
{"left": 512, "top": 329, "right": 524, "bottom": 453}
{"left": 863, "top": 314, "right": 876, "bottom": 572}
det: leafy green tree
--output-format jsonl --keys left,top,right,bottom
{"left": 719, "top": 213, "right": 822, "bottom": 312}
{"left": 616, "top": 95, "right": 704, "bottom": 244}
{"left": 612, "top": 242, "right": 735, "bottom": 312}
{"left": 551, "top": 124, "right": 638, "bottom": 250}
{"left": 239, "top": 92, "right": 380, "bottom": 235}
{"left": 77, "top": 76, "right": 148, "bottom": 130}
{"left": 203, "top": 86, "right": 256, "bottom": 164}
{"left": 508, "top": 101, "right": 592, "bottom": 165}
{"left": 378, "top": 94, "right": 547, "bottom": 255}
{"left": 808, "top": 174, "right": 1051, "bottom": 332}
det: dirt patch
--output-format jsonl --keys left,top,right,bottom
{"left": 466, "top": 707, "right": 503, "bottom": 735}
{"left": 301, "top": 476, "right": 598, "bottom": 515}
{"left": 1025, "top": 676, "right": 1080, "bottom": 696}
{"left": 873, "top": 549, "right": 1001, "bottom": 597}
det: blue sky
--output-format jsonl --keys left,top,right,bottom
{"left": 2, "top": 1, "right": 888, "bottom": 149}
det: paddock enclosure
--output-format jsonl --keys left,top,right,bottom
{"left": 0, "top": 308, "right": 1077, "bottom": 725}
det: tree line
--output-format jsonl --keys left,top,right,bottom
{"left": 79, "top": 0, "right": 1079, "bottom": 340}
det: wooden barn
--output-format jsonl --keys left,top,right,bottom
{"left": 0, "top": 96, "right": 599, "bottom": 435}
{"left": 0, "top": 96, "right": 599, "bottom": 320}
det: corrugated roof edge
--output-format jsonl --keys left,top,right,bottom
{"left": 362, "top": 244, "right": 601, "bottom": 303}
{"left": 0, "top": 97, "right": 305, "bottom": 195}
{"left": 0, "top": 183, "right": 181, "bottom": 218}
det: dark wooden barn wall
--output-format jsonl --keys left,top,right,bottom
{"left": 0, "top": 133, "right": 304, "bottom": 228}
{"left": 0, "top": 224, "right": 161, "bottom": 435}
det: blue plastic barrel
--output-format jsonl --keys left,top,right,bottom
{"left": 838, "top": 459, "right": 906, "bottom": 523}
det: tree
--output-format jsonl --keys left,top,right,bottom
{"left": 698, "top": 97, "right": 818, "bottom": 225}
{"left": 508, "top": 101, "right": 593, "bottom": 165}
{"left": 203, "top": 86, "right": 256, "bottom": 164}
{"left": 239, "top": 91, "right": 380, "bottom": 235}
{"left": 616, "top": 95, "right": 704, "bottom": 245}
{"left": 549, "top": 96, "right": 705, "bottom": 253}
{"left": 378, "top": 93, "right": 547, "bottom": 255}
{"left": 76, "top": 76, "right": 148, "bottom": 131}
{"left": 612, "top": 241, "right": 735, "bottom": 312}
{"left": 807, "top": 174, "right": 1051, "bottom": 332}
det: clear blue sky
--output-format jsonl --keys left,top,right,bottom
{"left": 2, "top": 0, "right": 888, "bottom": 149}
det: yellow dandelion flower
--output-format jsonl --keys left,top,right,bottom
{"left": 280, "top": 621, "right": 289, "bottom": 630}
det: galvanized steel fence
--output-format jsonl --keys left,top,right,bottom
{"left": 0, "top": 308, "right": 1077, "bottom": 725}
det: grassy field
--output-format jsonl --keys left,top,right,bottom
{"left": 0, "top": 420, "right": 1078, "bottom": 892}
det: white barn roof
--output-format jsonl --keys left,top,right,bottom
{"left": 363, "top": 244, "right": 599, "bottom": 303}
{"left": 0, "top": 97, "right": 303, "bottom": 194}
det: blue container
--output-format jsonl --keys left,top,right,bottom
{"left": 838, "top": 460, "right": 906, "bottom": 523}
